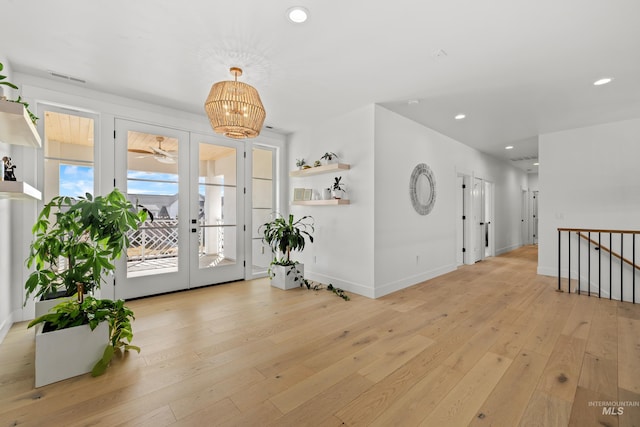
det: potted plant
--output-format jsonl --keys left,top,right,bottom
{"left": 321, "top": 152, "right": 338, "bottom": 164}
{"left": 27, "top": 295, "right": 139, "bottom": 386}
{"left": 24, "top": 188, "right": 147, "bottom": 386}
{"left": 25, "top": 188, "right": 148, "bottom": 316}
{"left": 313, "top": 160, "right": 321, "bottom": 167}
{"left": 259, "top": 214, "right": 314, "bottom": 290}
{"left": 331, "top": 176, "right": 346, "bottom": 199}
{"left": 295, "top": 158, "right": 306, "bottom": 170}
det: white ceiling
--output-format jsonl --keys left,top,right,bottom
{"left": 2, "top": 0, "right": 640, "bottom": 172}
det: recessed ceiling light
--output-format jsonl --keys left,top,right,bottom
{"left": 287, "top": 6, "right": 309, "bottom": 23}
{"left": 533, "top": 162, "right": 539, "bottom": 166}
{"left": 505, "top": 146, "right": 514, "bottom": 150}
{"left": 454, "top": 114, "right": 466, "bottom": 120}
{"left": 593, "top": 77, "right": 613, "bottom": 86}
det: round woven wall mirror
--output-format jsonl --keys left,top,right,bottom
{"left": 409, "top": 163, "right": 436, "bottom": 215}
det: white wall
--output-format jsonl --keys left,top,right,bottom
{"left": 288, "top": 105, "right": 527, "bottom": 298}
{"left": 528, "top": 173, "right": 539, "bottom": 191}
{"left": 0, "top": 56, "right": 14, "bottom": 342}
{"left": 288, "top": 105, "right": 376, "bottom": 297}
{"left": 373, "top": 106, "right": 528, "bottom": 297}
{"left": 538, "top": 118, "right": 640, "bottom": 277}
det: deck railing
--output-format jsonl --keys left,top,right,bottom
{"left": 557, "top": 228, "right": 640, "bottom": 303}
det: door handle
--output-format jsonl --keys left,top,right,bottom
{"left": 191, "top": 228, "right": 197, "bottom": 233}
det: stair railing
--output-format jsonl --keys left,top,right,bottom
{"left": 557, "top": 228, "right": 639, "bottom": 303}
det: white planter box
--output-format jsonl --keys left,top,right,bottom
{"left": 35, "top": 321, "right": 109, "bottom": 387}
{"left": 271, "top": 264, "right": 304, "bottom": 290}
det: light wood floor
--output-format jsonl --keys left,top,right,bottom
{"left": 1, "top": 246, "right": 639, "bottom": 426}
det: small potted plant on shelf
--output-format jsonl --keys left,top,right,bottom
{"left": 313, "top": 160, "right": 321, "bottom": 167}
{"left": 331, "top": 176, "right": 346, "bottom": 199}
{"left": 321, "top": 152, "right": 338, "bottom": 164}
{"left": 259, "top": 214, "right": 314, "bottom": 290}
{"left": 295, "top": 158, "right": 306, "bottom": 170}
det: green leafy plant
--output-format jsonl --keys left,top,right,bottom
{"left": 0, "top": 61, "right": 38, "bottom": 125}
{"left": 291, "top": 265, "right": 350, "bottom": 301}
{"left": 27, "top": 296, "right": 140, "bottom": 376}
{"left": 331, "top": 176, "right": 345, "bottom": 192}
{"left": 295, "top": 158, "right": 306, "bottom": 168}
{"left": 327, "top": 284, "right": 350, "bottom": 301}
{"left": 25, "top": 188, "right": 148, "bottom": 302}
{"left": 0, "top": 62, "right": 18, "bottom": 91}
{"left": 260, "top": 214, "right": 314, "bottom": 266}
{"left": 321, "top": 152, "right": 338, "bottom": 162}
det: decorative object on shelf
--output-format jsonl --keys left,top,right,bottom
{"left": 321, "top": 152, "right": 338, "bottom": 164}
{"left": 204, "top": 67, "right": 266, "bottom": 139}
{"left": 303, "top": 189, "right": 312, "bottom": 201}
{"left": 293, "top": 188, "right": 305, "bottom": 201}
{"left": 2, "top": 156, "right": 16, "bottom": 181}
{"left": 409, "top": 163, "right": 436, "bottom": 215}
{"left": 313, "top": 160, "right": 321, "bottom": 167}
{"left": 322, "top": 188, "right": 331, "bottom": 200}
{"left": 295, "top": 158, "right": 306, "bottom": 170}
{"left": 331, "top": 176, "right": 345, "bottom": 199}
{"left": 0, "top": 61, "right": 38, "bottom": 125}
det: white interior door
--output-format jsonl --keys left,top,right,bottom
{"left": 473, "top": 178, "right": 484, "bottom": 262}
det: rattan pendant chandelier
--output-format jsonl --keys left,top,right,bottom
{"left": 204, "top": 67, "right": 266, "bottom": 139}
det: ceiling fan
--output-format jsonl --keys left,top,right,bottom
{"left": 128, "top": 136, "right": 177, "bottom": 164}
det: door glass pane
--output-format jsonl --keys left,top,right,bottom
{"left": 252, "top": 147, "right": 274, "bottom": 274}
{"left": 198, "top": 142, "right": 237, "bottom": 269}
{"left": 126, "top": 131, "right": 179, "bottom": 277}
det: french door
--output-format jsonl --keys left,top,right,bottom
{"left": 114, "top": 120, "right": 244, "bottom": 299}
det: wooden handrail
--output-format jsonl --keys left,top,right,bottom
{"left": 577, "top": 232, "right": 640, "bottom": 271}
{"left": 558, "top": 227, "right": 640, "bottom": 235}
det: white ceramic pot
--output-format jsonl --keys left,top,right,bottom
{"left": 270, "top": 264, "right": 304, "bottom": 290}
{"left": 35, "top": 321, "right": 109, "bottom": 387}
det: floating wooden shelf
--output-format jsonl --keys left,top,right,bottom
{"left": 0, "top": 181, "right": 42, "bottom": 200}
{"left": 289, "top": 163, "right": 350, "bottom": 177}
{"left": 292, "top": 199, "right": 350, "bottom": 206}
{"left": 0, "top": 99, "right": 42, "bottom": 148}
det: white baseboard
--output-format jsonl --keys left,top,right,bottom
{"left": 496, "top": 243, "right": 522, "bottom": 256}
{"left": 373, "top": 264, "right": 457, "bottom": 298}
{"left": 0, "top": 310, "right": 17, "bottom": 345}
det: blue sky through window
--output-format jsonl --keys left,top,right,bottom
{"left": 59, "top": 164, "right": 94, "bottom": 197}
{"left": 60, "top": 165, "right": 218, "bottom": 197}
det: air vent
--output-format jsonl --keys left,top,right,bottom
{"left": 47, "top": 70, "right": 86, "bottom": 84}
{"left": 510, "top": 156, "right": 537, "bottom": 161}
